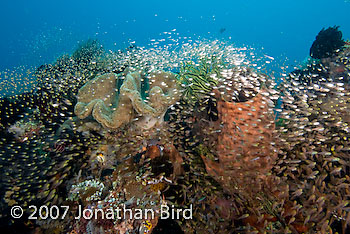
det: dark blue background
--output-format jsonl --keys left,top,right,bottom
{"left": 1, "top": 0, "right": 349, "bottom": 72}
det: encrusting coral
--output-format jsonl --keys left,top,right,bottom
{"left": 74, "top": 70, "right": 180, "bottom": 130}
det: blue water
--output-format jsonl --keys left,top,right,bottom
{"left": 1, "top": 0, "right": 350, "bottom": 72}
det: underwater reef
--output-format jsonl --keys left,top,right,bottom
{"left": 1, "top": 31, "right": 350, "bottom": 234}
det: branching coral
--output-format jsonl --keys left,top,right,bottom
{"left": 74, "top": 71, "right": 180, "bottom": 130}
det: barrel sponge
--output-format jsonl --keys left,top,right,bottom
{"left": 74, "top": 71, "right": 180, "bottom": 129}
{"left": 201, "top": 91, "right": 277, "bottom": 192}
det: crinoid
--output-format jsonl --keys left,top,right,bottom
{"left": 176, "top": 56, "right": 223, "bottom": 104}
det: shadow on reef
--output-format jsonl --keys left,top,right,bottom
{"left": 152, "top": 219, "right": 184, "bottom": 234}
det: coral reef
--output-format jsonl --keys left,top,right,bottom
{"left": 68, "top": 159, "right": 164, "bottom": 234}
{"left": 275, "top": 73, "right": 350, "bottom": 233}
{"left": 74, "top": 71, "right": 180, "bottom": 129}
{"left": 292, "top": 45, "right": 350, "bottom": 85}
{"left": 2, "top": 36, "right": 350, "bottom": 234}
{"left": 0, "top": 39, "right": 113, "bottom": 233}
